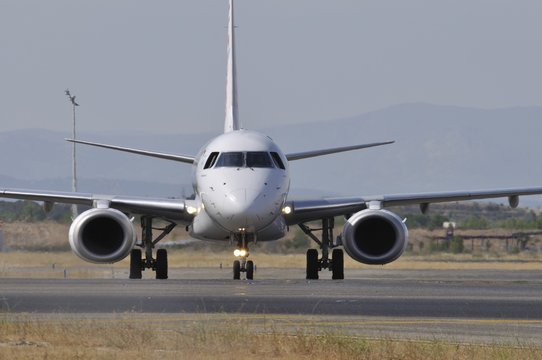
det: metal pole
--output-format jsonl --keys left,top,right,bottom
{"left": 71, "top": 101, "right": 77, "bottom": 218}
{"left": 65, "top": 89, "right": 79, "bottom": 219}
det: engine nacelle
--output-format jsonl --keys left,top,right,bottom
{"left": 341, "top": 209, "right": 408, "bottom": 265}
{"left": 68, "top": 208, "right": 136, "bottom": 264}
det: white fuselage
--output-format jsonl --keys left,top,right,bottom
{"left": 188, "top": 130, "right": 290, "bottom": 242}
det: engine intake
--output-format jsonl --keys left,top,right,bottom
{"left": 341, "top": 209, "right": 408, "bottom": 265}
{"left": 69, "top": 208, "right": 136, "bottom": 263}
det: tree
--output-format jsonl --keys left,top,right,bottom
{"left": 450, "top": 236, "right": 464, "bottom": 254}
{"left": 463, "top": 216, "right": 489, "bottom": 229}
{"left": 284, "top": 230, "right": 309, "bottom": 251}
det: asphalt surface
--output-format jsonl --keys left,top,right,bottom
{"left": 2, "top": 268, "right": 542, "bottom": 344}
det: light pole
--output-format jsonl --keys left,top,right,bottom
{"left": 65, "top": 89, "right": 79, "bottom": 219}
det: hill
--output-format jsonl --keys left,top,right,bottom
{"left": 1, "top": 103, "right": 542, "bottom": 205}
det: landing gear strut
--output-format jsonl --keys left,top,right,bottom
{"left": 299, "top": 217, "right": 344, "bottom": 280}
{"left": 129, "top": 216, "right": 176, "bottom": 280}
{"left": 232, "top": 232, "right": 255, "bottom": 280}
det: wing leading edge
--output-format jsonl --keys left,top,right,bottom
{"left": 0, "top": 188, "right": 193, "bottom": 222}
{"left": 283, "top": 187, "right": 542, "bottom": 225}
{"left": 66, "top": 139, "right": 196, "bottom": 164}
{"left": 285, "top": 141, "right": 394, "bottom": 161}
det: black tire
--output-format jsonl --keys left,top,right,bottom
{"left": 332, "top": 248, "right": 344, "bottom": 280}
{"left": 233, "top": 260, "right": 241, "bottom": 280}
{"left": 306, "top": 249, "right": 319, "bottom": 280}
{"left": 129, "top": 248, "right": 142, "bottom": 279}
{"left": 246, "top": 260, "right": 254, "bottom": 280}
{"left": 155, "top": 248, "right": 168, "bottom": 280}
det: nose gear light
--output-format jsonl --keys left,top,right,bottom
{"left": 233, "top": 249, "right": 248, "bottom": 257}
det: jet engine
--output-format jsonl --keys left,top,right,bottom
{"left": 68, "top": 208, "right": 136, "bottom": 263}
{"left": 341, "top": 209, "right": 408, "bottom": 265}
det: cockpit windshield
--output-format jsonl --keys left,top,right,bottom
{"left": 215, "top": 152, "right": 243, "bottom": 167}
{"left": 214, "top": 151, "right": 274, "bottom": 168}
{"left": 246, "top": 152, "right": 273, "bottom": 168}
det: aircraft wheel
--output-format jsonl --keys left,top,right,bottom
{"left": 246, "top": 260, "right": 254, "bottom": 280}
{"left": 129, "top": 248, "right": 142, "bottom": 279}
{"left": 331, "top": 249, "right": 344, "bottom": 280}
{"left": 306, "top": 249, "right": 319, "bottom": 280}
{"left": 155, "top": 249, "right": 168, "bottom": 280}
{"left": 233, "top": 260, "right": 241, "bottom": 280}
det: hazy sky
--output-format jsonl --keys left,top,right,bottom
{"left": 1, "top": 0, "right": 541, "bottom": 134}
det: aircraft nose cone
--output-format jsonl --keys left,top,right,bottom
{"left": 224, "top": 188, "right": 270, "bottom": 228}
{"left": 227, "top": 188, "right": 261, "bottom": 213}
{"left": 205, "top": 188, "right": 279, "bottom": 231}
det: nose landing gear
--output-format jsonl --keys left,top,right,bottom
{"left": 233, "top": 252, "right": 254, "bottom": 280}
{"left": 232, "top": 232, "right": 255, "bottom": 280}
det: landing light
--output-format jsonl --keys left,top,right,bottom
{"left": 234, "top": 249, "right": 248, "bottom": 257}
{"left": 186, "top": 206, "right": 198, "bottom": 215}
{"left": 282, "top": 206, "right": 292, "bottom": 215}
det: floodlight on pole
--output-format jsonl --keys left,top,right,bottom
{"left": 65, "top": 89, "right": 79, "bottom": 219}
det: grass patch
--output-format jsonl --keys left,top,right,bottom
{"left": 1, "top": 250, "right": 542, "bottom": 280}
{"left": 0, "top": 314, "right": 541, "bottom": 359}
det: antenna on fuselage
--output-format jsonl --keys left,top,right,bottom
{"left": 224, "top": 0, "right": 240, "bottom": 133}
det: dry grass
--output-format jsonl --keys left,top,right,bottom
{"left": 0, "top": 250, "right": 541, "bottom": 270}
{"left": 0, "top": 221, "right": 70, "bottom": 251}
{"left": 0, "top": 221, "right": 196, "bottom": 252}
{"left": 0, "top": 314, "right": 541, "bottom": 360}
{"left": 1, "top": 221, "right": 542, "bottom": 277}
{"left": 1, "top": 250, "right": 542, "bottom": 279}
{"left": 4, "top": 221, "right": 541, "bottom": 254}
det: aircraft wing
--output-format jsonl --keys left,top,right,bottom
{"left": 66, "top": 139, "right": 196, "bottom": 164}
{"left": 285, "top": 141, "right": 394, "bottom": 161}
{"left": 283, "top": 187, "right": 542, "bottom": 225}
{"left": 0, "top": 188, "right": 193, "bottom": 222}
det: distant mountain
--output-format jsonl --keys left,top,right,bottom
{"left": 265, "top": 103, "right": 542, "bottom": 206}
{"left": 1, "top": 103, "right": 542, "bottom": 206}
{"left": 0, "top": 175, "right": 190, "bottom": 198}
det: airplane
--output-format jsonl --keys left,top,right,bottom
{"left": 3, "top": 0, "right": 542, "bottom": 280}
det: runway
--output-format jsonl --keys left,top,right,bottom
{"left": 2, "top": 268, "right": 542, "bottom": 344}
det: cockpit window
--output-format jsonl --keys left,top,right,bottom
{"left": 270, "top": 152, "right": 285, "bottom": 170}
{"left": 214, "top": 151, "right": 275, "bottom": 168}
{"left": 246, "top": 152, "right": 273, "bottom": 168}
{"left": 215, "top": 152, "right": 244, "bottom": 167}
{"left": 203, "top": 152, "right": 219, "bottom": 169}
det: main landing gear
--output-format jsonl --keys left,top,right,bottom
{"left": 129, "top": 216, "right": 176, "bottom": 280}
{"left": 299, "top": 217, "right": 344, "bottom": 280}
{"left": 232, "top": 232, "right": 255, "bottom": 280}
